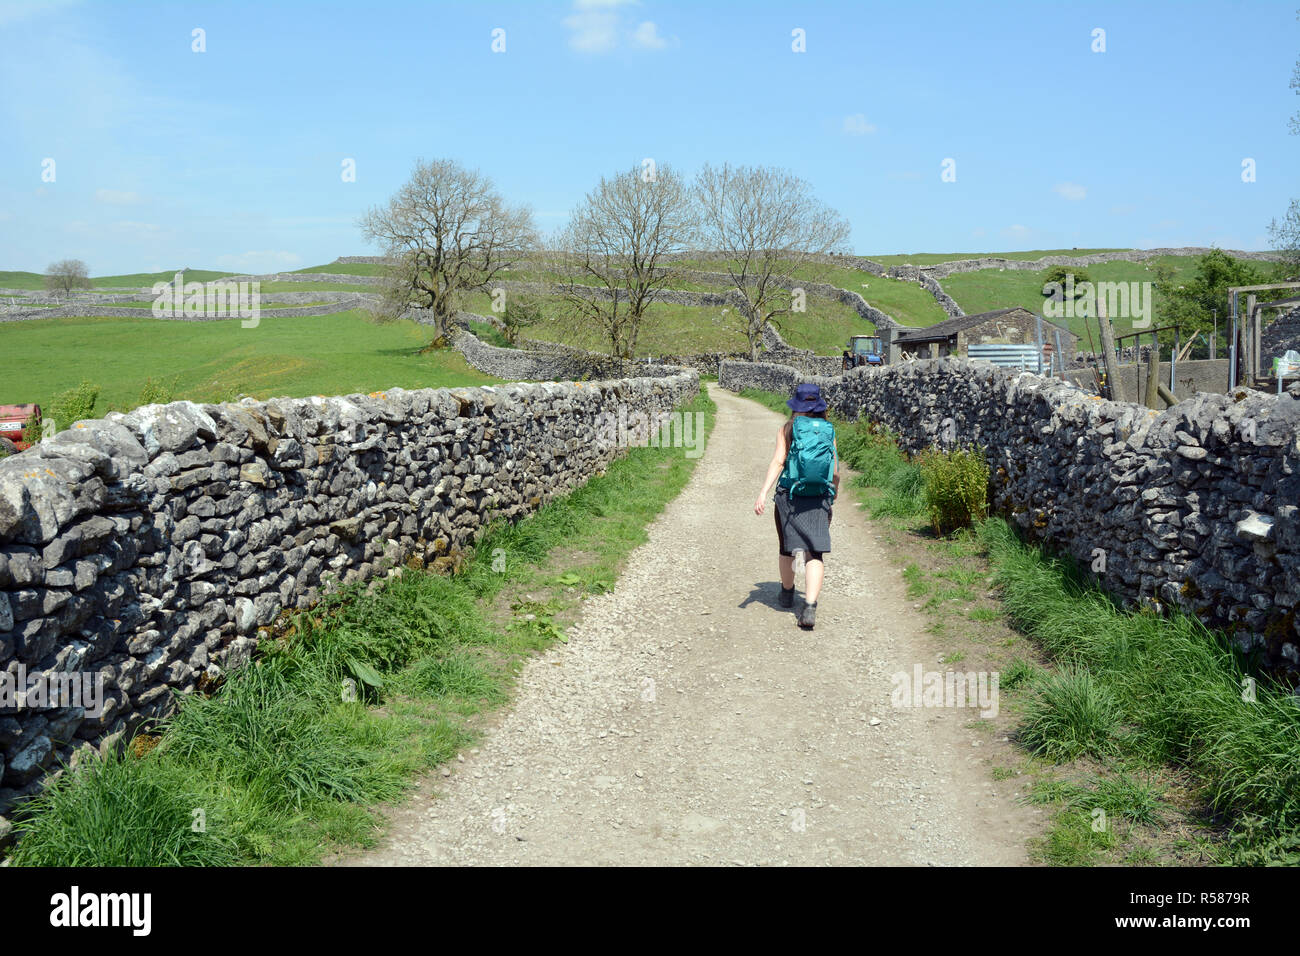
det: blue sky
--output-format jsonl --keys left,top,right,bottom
{"left": 1, "top": 0, "right": 1297, "bottom": 275}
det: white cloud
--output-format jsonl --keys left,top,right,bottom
{"left": 1053, "top": 182, "right": 1087, "bottom": 201}
{"left": 842, "top": 113, "right": 877, "bottom": 136}
{"left": 564, "top": 1, "right": 673, "bottom": 54}
{"left": 1001, "top": 224, "right": 1032, "bottom": 240}
{"left": 95, "top": 189, "right": 141, "bottom": 205}
{"left": 564, "top": 4, "right": 621, "bottom": 53}
{"left": 1109, "top": 203, "right": 1135, "bottom": 216}
{"left": 214, "top": 250, "right": 303, "bottom": 272}
{"left": 632, "top": 20, "right": 669, "bottom": 49}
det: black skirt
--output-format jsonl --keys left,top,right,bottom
{"left": 773, "top": 485, "right": 832, "bottom": 556}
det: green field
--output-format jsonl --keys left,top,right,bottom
{"left": 790, "top": 262, "right": 949, "bottom": 327}
{"left": 940, "top": 257, "right": 1213, "bottom": 339}
{"left": 291, "top": 262, "right": 389, "bottom": 276}
{"left": 462, "top": 288, "right": 874, "bottom": 357}
{"left": 1, "top": 248, "right": 1269, "bottom": 420}
{"left": 0, "top": 269, "right": 230, "bottom": 291}
{"left": 0, "top": 310, "right": 497, "bottom": 417}
{"left": 461, "top": 255, "right": 948, "bottom": 353}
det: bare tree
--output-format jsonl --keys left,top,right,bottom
{"left": 359, "top": 159, "right": 537, "bottom": 341}
{"left": 1269, "top": 199, "right": 1300, "bottom": 274}
{"left": 1271, "top": 15, "right": 1300, "bottom": 275}
{"left": 44, "top": 259, "right": 91, "bottom": 300}
{"left": 553, "top": 164, "right": 696, "bottom": 362}
{"left": 693, "top": 163, "right": 850, "bottom": 360}
{"left": 1291, "top": 8, "right": 1300, "bottom": 135}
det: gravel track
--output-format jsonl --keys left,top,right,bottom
{"left": 342, "top": 384, "right": 1040, "bottom": 866}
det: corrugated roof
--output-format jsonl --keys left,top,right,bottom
{"left": 894, "top": 307, "right": 1074, "bottom": 344}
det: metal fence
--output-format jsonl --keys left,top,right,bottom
{"left": 967, "top": 344, "right": 1048, "bottom": 373}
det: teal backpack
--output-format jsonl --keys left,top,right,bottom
{"left": 784, "top": 416, "right": 837, "bottom": 498}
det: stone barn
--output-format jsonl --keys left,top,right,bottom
{"left": 887, "top": 307, "right": 1077, "bottom": 363}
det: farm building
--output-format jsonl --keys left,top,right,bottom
{"left": 885, "top": 307, "right": 1078, "bottom": 364}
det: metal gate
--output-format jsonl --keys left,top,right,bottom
{"left": 967, "top": 344, "right": 1048, "bottom": 372}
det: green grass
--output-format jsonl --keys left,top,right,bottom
{"left": 291, "top": 262, "right": 390, "bottom": 276}
{"left": 649, "top": 257, "right": 950, "bottom": 329}
{"left": 940, "top": 257, "right": 1211, "bottom": 339}
{"left": 0, "top": 271, "right": 47, "bottom": 290}
{"left": 468, "top": 319, "right": 512, "bottom": 348}
{"left": 977, "top": 516, "right": 1300, "bottom": 862}
{"left": 0, "top": 309, "right": 497, "bottom": 416}
{"left": 466, "top": 290, "right": 873, "bottom": 357}
{"left": 0, "top": 269, "right": 228, "bottom": 291}
{"left": 1018, "top": 666, "right": 1123, "bottom": 761}
{"left": 734, "top": 387, "right": 792, "bottom": 417}
{"left": 7, "top": 753, "right": 246, "bottom": 866}
{"left": 787, "top": 263, "right": 949, "bottom": 327}
{"left": 6, "top": 389, "right": 716, "bottom": 866}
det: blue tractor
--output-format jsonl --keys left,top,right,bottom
{"left": 842, "top": 334, "right": 884, "bottom": 370}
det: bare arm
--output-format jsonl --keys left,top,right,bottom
{"left": 753, "top": 422, "right": 789, "bottom": 516}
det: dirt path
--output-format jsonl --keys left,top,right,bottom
{"left": 342, "top": 384, "right": 1041, "bottom": 866}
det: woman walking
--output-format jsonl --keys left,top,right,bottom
{"left": 753, "top": 383, "right": 840, "bottom": 630}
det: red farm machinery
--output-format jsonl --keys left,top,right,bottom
{"left": 0, "top": 404, "right": 41, "bottom": 455}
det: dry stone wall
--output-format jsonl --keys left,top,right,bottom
{"left": 455, "top": 328, "right": 687, "bottom": 381}
{"left": 915, "top": 247, "right": 1290, "bottom": 278}
{"left": 720, "top": 357, "right": 1300, "bottom": 675}
{"left": 0, "top": 368, "right": 698, "bottom": 817}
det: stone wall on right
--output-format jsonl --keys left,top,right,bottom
{"left": 720, "top": 356, "right": 1300, "bottom": 672}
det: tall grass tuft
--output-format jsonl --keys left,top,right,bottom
{"left": 1018, "top": 666, "right": 1121, "bottom": 761}
{"left": 9, "top": 753, "right": 244, "bottom": 867}
{"left": 979, "top": 515, "right": 1300, "bottom": 856}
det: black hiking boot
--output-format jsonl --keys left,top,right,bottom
{"left": 779, "top": 585, "right": 795, "bottom": 608}
{"left": 799, "top": 601, "right": 817, "bottom": 630}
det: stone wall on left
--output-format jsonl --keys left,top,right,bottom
{"left": 0, "top": 369, "right": 698, "bottom": 815}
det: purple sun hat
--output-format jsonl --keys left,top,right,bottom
{"left": 787, "top": 383, "right": 827, "bottom": 413}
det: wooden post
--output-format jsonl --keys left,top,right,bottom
{"left": 1145, "top": 337, "right": 1160, "bottom": 409}
{"left": 1054, "top": 329, "right": 1065, "bottom": 380}
{"left": 1097, "top": 298, "right": 1125, "bottom": 402}
{"left": 1171, "top": 326, "right": 1179, "bottom": 391}
{"left": 1229, "top": 312, "right": 1239, "bottom": 390}
{"left": 1247, "top": 294, "right": 1258, "bottom": 384}
{"left": 1035, "top": 313, "right": 1045, "bottom": 375}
